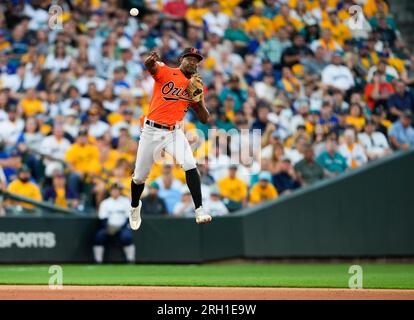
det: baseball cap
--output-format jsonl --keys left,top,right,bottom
{"left": 88, "top": 106, "right": 99, "bottom": 116}
{"left": 111, "top": 182, "right": 124, "bottom": 190}
{"left": 63, "top": 108, "right": 78, "bottom": 117}
{"left": 18, "top": 165, "right": 31, "bottom": 173}
{"left": 86, "top": 21, "right": 98, "bottom": 29}
{"left": 229, "top": 75, "right": 239, "bottom": 82}
{"left": 178, "top": 47, "right": 203, "bottom": 62}
{"left": 210, "top": 185, "right": 220, "bottom": 195}
{"left": 78, "top": 129, "right": 88, "bottom": 136}
{"left": 149, "top": 182, "right": 160, "bottom": 189}
{"left": 332, "top": 51, "right": 344, "bottom": 58}
{"left": 258, "top": 171, "right": 272, "bottom": 182}
{"left": 6, "top": 103, "right": 18, "bottom": 113}
{"left": 402, "top": 110, "right": 413, "bottom": 118}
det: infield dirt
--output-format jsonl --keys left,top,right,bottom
{"left": 0, "top": 285, "right": 414, "bottom": 300}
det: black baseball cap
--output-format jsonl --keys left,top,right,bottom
{"left": 178, "top": 47, "right": 203, "bottom": 62}
{"left": 111, "top": 182, "right": 124, "bottom": 190}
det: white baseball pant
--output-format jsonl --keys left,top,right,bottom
{"left": 132, "top": 121, "right": 197, "bottom": 184}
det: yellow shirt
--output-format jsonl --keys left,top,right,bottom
{"left": 20, "top": 98, "right": 46, "bottom": 117}
{"left": 107, "top": 112, "right": 124, "bottom": 125}
{"left": 273, "top": 15, "right": 303, "bottom": 32}
{"left": 363, "top": 0, "right": 389, "bottom": 18}
{"left": 219, "top": 0, "right": 241, "bottom": 16}
{"left": 185, "top": 8, "right": 209, "bottom": 26}
{"left": 320, "top": 20, "right": 352, "bottom": 46}
{"left": 346, "top": 116, "right": 366, "bottom": 132}
{"left": 108, "top": 176, "right": 131, "bottom": 197}
{"left": 0, "top": 41, "right": 11, "bottom": 52}
{"left": 244, "top": 15, "right": 274, "bottom": 38}
{"left": 249, "top": 182, "right": 278, "bottom": 204}
{"left": 65, "top": 143, "right": 101, "bottom": 175}
{"left": 147, "top": 162, "right": 186, "bottom": 184}
{"left": 7, "top": 180, "right": 42, "bottom": 209}
{"left": 55, "top": 187, "right": 67, "bottom": 208}
{"left": 288, "top": 0, "right": 337, "bottom": 11}
{"left": 218, "top": 176, "right": 247, "bottom": 202}
{"left": 101, "top": 149, "right": 122, "bottom": 173}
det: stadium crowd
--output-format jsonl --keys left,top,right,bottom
{"left": 0, "top": 0, "right": 414, "bottom": 217}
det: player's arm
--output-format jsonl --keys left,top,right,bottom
{"left": 192, "top": 97, "right": 210, "bottom": 124}
{"left": 144, "top": 51, "right": 160, "bottom": 75}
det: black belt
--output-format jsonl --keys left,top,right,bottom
{"left": 145, "top": 119, "right": 176, "bottom": 131}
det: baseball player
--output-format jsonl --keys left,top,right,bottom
{"left": 93, "top": 183, "right": 135, "bottom": 264}
{"left": 129, "top": 47, "right": 212, "bottom": 230}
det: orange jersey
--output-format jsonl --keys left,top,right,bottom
{"left": 147, "top": 62, "right": 196, "bottom": 125}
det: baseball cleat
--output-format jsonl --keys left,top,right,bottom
{"left": 129, "top": 200, "right": 142, "bottom": 230}
{"left": 195, "top": 206, "right": 212, "bottom": 224}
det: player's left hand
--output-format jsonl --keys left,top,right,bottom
{"left": 185, "top": 73, "right": 204, "bottom": 103}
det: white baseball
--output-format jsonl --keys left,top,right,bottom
{"left": 130, "top": 8, "right": 139, "bottom": 16}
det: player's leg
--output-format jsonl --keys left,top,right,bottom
{"left": 130, "top": 126, "right": 160, "bottom": 230}
{"left": 93, "top": 228, "right": 108, "bottom": 264}
{"left": 164, "top": 129, "right": 212, "bottom": 224}
{"left": 118, "top": 226, "right": 135, "bottom": 263}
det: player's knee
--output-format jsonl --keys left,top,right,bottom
{"left": 119, "top": 229, "right": 133, "bottom": 246}
{"left": 132, "top": 173, "right": 146, "bottom": 185}
{"left": 182, "top": 161, "right": 197, "bottom": 172}
{"left": 94, "top": 229, "right": 108, "bottom": 245}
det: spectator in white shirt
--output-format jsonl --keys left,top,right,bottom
{"left": 86, "top": 104, "right": 110, "bottom": 138}
{"left": 173, "top": 186, "right": 195, "bottom": 217}
{"left": 1, "top": 64, "right": 25, "bottom": 94}
{"left": 61, "top": 85, "right": 91, "bottom": 113}
{"left": 0, "top": 104, "right": 25, "bottom": 149}
{"left": 44, "top": 42, "right": 71, "bottom": 73}
{"left": 93, "top": 183, "right": 135, "bottom": 264}
{"left": 155, "top": 164, "right": 183, "bottom": 191}
{"left": 321, "top": 51, "right": 355, "bottom": 92}
{"left": 338, "top": 128, "right": 368, "bottom": 169}
{"left": 203, "top": 1, "right": 229, "bottom": 34}
{"left": 358, "top": 120, "right": 391, "bottom": 160}
{"left": 76, "top": 64, "right": 106, "bottom": 95}
{"left": 203, "top": 185, "right": 229, "bottom": 217}
{"left": 40, "top": 124, "right": 71, "bottom": 177}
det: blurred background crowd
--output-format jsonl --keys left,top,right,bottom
{"left": 0, "top": 0, "right": 413, "bottom": 217}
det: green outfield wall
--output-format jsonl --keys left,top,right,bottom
{"left": 0, "top": 149, "right": 413, "bottom": 263}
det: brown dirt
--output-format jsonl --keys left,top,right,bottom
{"left": 0, "top": 285, "right": 413, "bottom": 300}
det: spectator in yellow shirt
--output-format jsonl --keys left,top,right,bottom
{"left": 321, "top": 10, "right": 353, "bottom": 47}
{"left": 185, "top": 0, "right": 209, "bottom": 27}
{"left": 364, "top": 0, "right": 389, "bottom": 18}
{"left": 0, "top": 29, "right": 11, "bottom": 52}
{"left": 20, "top": 88, "right": 46, "bottom": 117}
{"left": 249, "top": 171, "right": 278, "bottom": 206}
{"left": 273, "top": 3, "right": 304, "bottom": 33}
{"left": 65, "top": 129, "right": 101, "bottom": 178}
{"left": 7, "top": 165, "right": 42, "bottom": 209}
{"left": 244, "top": 1, "right": 273, "bottom": 39}
{"left": 346, "top": 103, "right": 366, "bottom": 132}
{"left": 218, "top": 165, "right": 247, "bottom": 211}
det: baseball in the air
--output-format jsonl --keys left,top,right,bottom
{"left": 130, "top": 8, "right": 139, "bottom": 16}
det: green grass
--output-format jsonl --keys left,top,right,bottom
{"left": 0, "top": 264, "right": 413, "bottom": 289}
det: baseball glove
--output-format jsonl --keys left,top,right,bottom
{"left": 185, "top": 73, "right": 204, "bottom": 103}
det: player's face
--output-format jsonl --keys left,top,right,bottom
{"left": 180, "top": 56, "right": 199, "bottom": 75}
